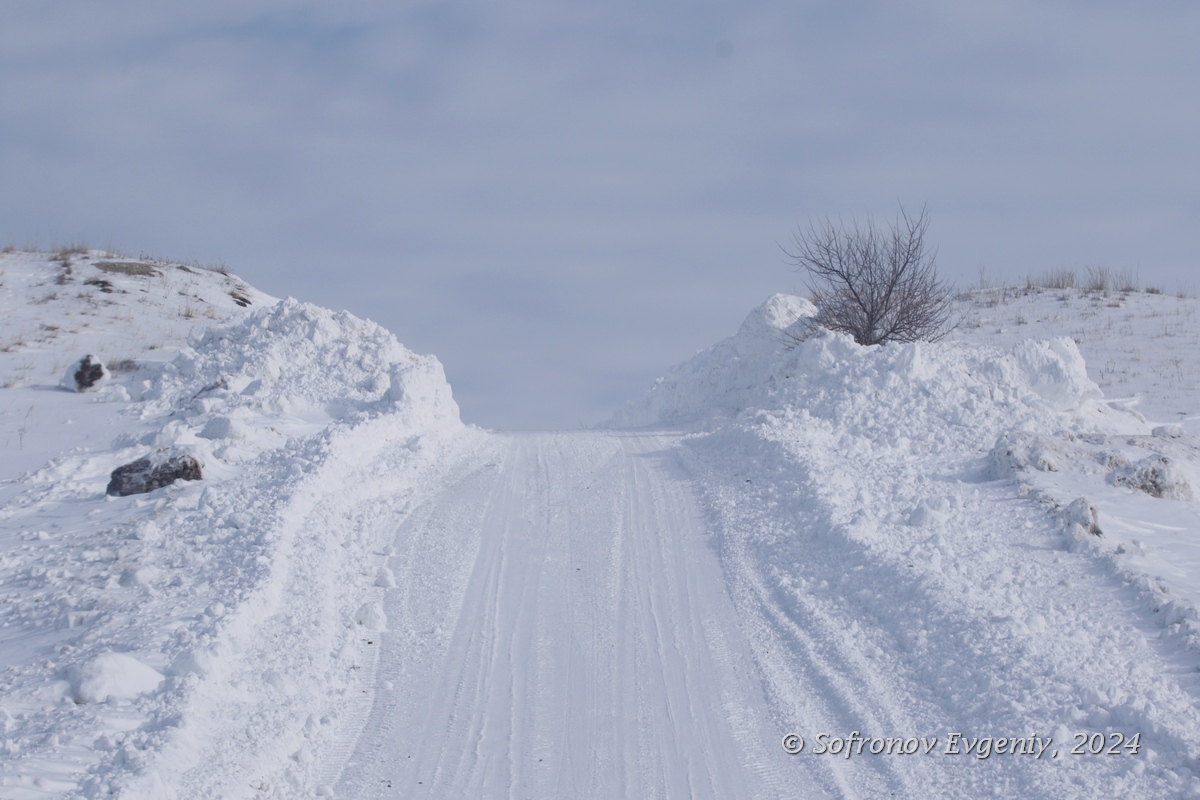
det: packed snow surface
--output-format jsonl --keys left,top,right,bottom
{"left": 3, "top": 252, "right": 1199, "bottom": 798}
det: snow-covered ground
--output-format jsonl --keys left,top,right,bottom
{"left": 0, "top": 251, "right": 474, "bottom": 797}
{"left": 3, "top": 251, "right": 1199, "bottom": 798}
{"left": 951, "top": 284, "right": 1200, "bottom": 640}
{"left": 611, "top": 286, "right": 1200, "bottom": 797}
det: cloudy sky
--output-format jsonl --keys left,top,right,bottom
{"left": 3, "top": 1, "right": 1197, "bottom": 429}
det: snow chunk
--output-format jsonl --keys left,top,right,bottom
{"left": 987, "top": 431, "right": 1059, "bottom": 478}
{"left": 374, "top": 567, "right": 397, "bottom": 588}
{"left": 199, "top": 414, "right": 249, "bottom": 441}
{"left": 354, "top": 602, "right": 388, "bottom": 631}
{"left": 72, "top": 653, "right": 164, "bottom": 703}
{"left": 1063, "top": 497, "right": 1102, "bottom": 536}
{"left": 1109, "top": 455, "right": 1194, "bottom": 500}
{"left": 167, "top": 648, "right": 215, "bottom": 678}
{"left": 1153, "top": 424, "right": 1185, "bottom": 439}
{"left": 1002, "top": 338, "right": 1101, "bottom": 412}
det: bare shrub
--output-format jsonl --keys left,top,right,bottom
{"left": 784, "top": 205, "right": 953, "bottom": 345}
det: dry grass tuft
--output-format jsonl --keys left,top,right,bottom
{"left": 1027, "top": 268, "right": 1076, "bottom": 290}
{"left": 51, "top": 243, "right": 89, "bottom": 260}
{"left": 107, "top": 358, "right": 139, "bottom": 373}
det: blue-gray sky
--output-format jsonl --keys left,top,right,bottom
{"left": 3, "top": 2, "right": 1197, "bottom": 429}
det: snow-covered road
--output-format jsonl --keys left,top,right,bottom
{"left": 333, "top": 431, "right": 812, "bottom": 799}
{"left": 329, "top": 427, "right": 1200, "bottom": 799}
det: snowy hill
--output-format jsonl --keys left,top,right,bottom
{"left": 0, "top": 251, "right": 472, "bottom": 796}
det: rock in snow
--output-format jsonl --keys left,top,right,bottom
{"left": 62, "top": 354, "right": 109, "bottom": 392}
{"left": 107, "top": 449, "right": 204, "bottom": 496}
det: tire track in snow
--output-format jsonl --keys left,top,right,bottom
{"left": 619, "top": 434, "right": 782, "bottom": 798}
{"left": 334, "top": 431, "right": 817, "bottom": 798}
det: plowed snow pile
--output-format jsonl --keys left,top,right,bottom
{"left": 613, "top": 293, "right": 1200, "bottom": 798}
{"left": 0, "top": 252, "right": 474, "bottom": 797}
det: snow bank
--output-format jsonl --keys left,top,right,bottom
{"left": 610, "top": 293, "right": 1104, "bottom": 439}
{"left": 111, "top": 302, "right": 466, "bottom": 796}
{"left": 105, "top": 296, "right": 459, "bottom": 469}
{"left": 624, "top": 293, "right": 1200, "bottom": 797}
{"left": 0, "top": 254, "right": 470, "bottom": 797}
{"left": 609, "top": 294, "right": 817, "bottom": 426}
{"left": 147, "top": 297, "right": 459, "bottom": 427}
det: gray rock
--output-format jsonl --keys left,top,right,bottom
{"left": 107, "top": 450, "right": 203, "bottom": 497}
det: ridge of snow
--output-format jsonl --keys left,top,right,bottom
{"left": 0, "top": 251, "right": 468, "bottom": 797}
{"left": 609, "top": 292, "right": 1104, "bottom": 430}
